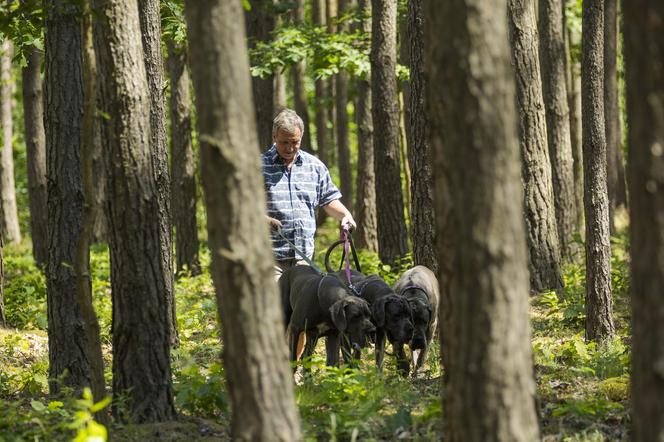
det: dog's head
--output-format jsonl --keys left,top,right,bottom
{"left": 404, "top": 294, "right": 433, "bottom": 350}
{"left": 330, "top": 297, "right": 375, "bottom": 351}
{"left": 372, "top": 294, "right": 414, "bottom": 345}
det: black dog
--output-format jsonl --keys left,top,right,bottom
{"left": 330, "top": 270, "right": 414, "bottom": 375}
{"left": 393, "top": 265, "right": 439, "bottom": 375}
{"left": 280, "top": 265, "right": 375, "bottom": 367}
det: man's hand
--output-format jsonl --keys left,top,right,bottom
{"left": 341, "top": 215, "right": 356, "bottom": 233}
{"left": 267, "top": 216, "right": 283, "bottom": 231}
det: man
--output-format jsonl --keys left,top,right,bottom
{"left": 262, "top": 108, "right": 356, "bottom": 280}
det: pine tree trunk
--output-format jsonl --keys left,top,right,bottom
{"left": 336, "top": 0, "right": 352, "bottom": 209}
{"left": 604, "top": 0, "right": 625, "bottom": 232}
{"left": 44, "top": 0, "right": 92, "bottom": 395}
{"left": 326, "top": 0, "right": 338, "bottom": 164}
{"left": 354, "top": 0, "right": 378, "bottom": 253}
{"left": 371, "top": 0, "right": 409, "bottom": 265}
{"left": 138, "top": 0, "right": 177, "bottom": 347}
{"left": 425, "top": 0, "right": 541, "bottom": 438}
{"left": 0, "top": 40, "right": 20, "bottom": 245}
{"left": 407, "top": 0, "right": 437, "bottom": 274}
{"left": 623, "top": 1, "right": 664, "bottom": 439}
{"left": 184, "top": 1, "right": 302, "bottom": 440}
{"left": 291, "top": 0, "right": 312, "bottom": 154}
{"left": 582, "top": 0, "right": 614, "bottom": 343}
{"left": 77, "top": 10, "right": 107, "bottom": 418}
{"left": 539, "top": 0, "right": 576, "bottom": 261}
{"left": 0, "top": 232, "right": 5, "bottom": 327}
{"left": 566, "top": 21, "right": 584, "bottom": 238}
{"left": 246, "top": 0, "right": 276, "bottom": 150}
{"left": 93, "top": 0, "right": 176, "bottom": 422}
{"left": 22, "top": 47, "right": 48, "bottom": 267}
{"left": 167, "top": 41, "right": 201, "bottom": 277}
{"left": 312, "top": 0, "right": 329, "bottom": 165}
{"left": 274, "top": 68, "right": 287, "bottom": 111}
{"left": 508, "top": 0, "right": 563, "bottom": 292}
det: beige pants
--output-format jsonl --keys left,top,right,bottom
{"left": 274, "top": 258, "right": 309, "bottom": 282}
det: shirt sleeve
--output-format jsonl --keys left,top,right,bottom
{"left": 318, "top": 165, "right": 342, "bottom": 207}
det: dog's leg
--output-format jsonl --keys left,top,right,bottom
{"left": 289, "top": 328, "right": 301, "bottom": 371}
{"left": 375, "top": 329, "right": 386, "bottom": 373}
{"left": 325, "top": 333, "right": 341, "bottom": 367}
{"left": 414, "top": 345, "right": 428, "bottom": 375}
{"left": 395, "top": 343, "right": 410, "bottom": 377}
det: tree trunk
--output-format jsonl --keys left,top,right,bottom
{"left": 92, "top": 0, "right": 177, "bottom": 422}
{"left": 623, "top": 1, "right": 664, "bottom": 439}
{"left": 274, "top": 69, "right": 287, "bottom": 111}
{"left": 336, "top": 0, "right": 352, "bottom": 209}
{"left": 425, "top": 0, "right": 541, "bottom": 438}
{"left": 327, "top": 0, "right": 338, "bottom": 164}
{"left": 246, "top": 0, "right": 276, "bottom": 150}
{"left": 354, "top": 0, "right": 378, "bottom": 253}
{"left": 312, "top": 0, "right": 329, "bottom": 164}
{"left": 184, "top": 1, "right": 302, "bottom": 440}
{"left": 91, "top": 83, "right": 108, "bottom": 243}
{"left": 582, "top": 0, "right": 614, "bottom": 343}
{"left": 167, "top": 40, "right": 201, "bottom": 277}
{"left": 604, "top": 0, "right": 625, "bottom": 233}
{"left": 508, "top": 0, "right": 563, "bottom": 292}
{"left": 22, "top": 47, "right": 48, "bottom": 267}
{"left": 406, "top": 0, "right": 437, "bottom": 274}
{"left": 77, "top": 9, "right": 108, "bottom": 420}
{"left": 371, "top": 0, "right": 409, "bottom": 265}
{"left": 0, "top": 40, "right": 21, "bottom": 244}
{"left": 539, "top": 0, "right": 576, "bottom": 261}
{"left": 566, "top": 20, "right": 584, "bottom": 238}
{"left": 44, "top": 0, "right": 92, "bottom": 395}
{"left": 138, "top": 0, "right": 178, "bottom": 347}
{"left": 291, "top": 0, "right": 312, "bottom": 153}
{"left": 0, "top": 232, "right": 5, "bottom": 327}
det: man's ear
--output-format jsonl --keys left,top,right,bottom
{"left": 330, "top": 300, "right": 347, "bottom": 332}
{"left": 372, "top": 297, "right": 387, "bottom": 327}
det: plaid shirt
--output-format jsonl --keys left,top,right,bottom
{"left": 262, "top": 145, "right": 341, "bottom": 260}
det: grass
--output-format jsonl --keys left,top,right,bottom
{"left": 0, "top": 221, "right": 632, "bottom": 441}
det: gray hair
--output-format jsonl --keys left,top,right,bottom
{"left": 272, "top": 108, "right": 304, "bottom": 138}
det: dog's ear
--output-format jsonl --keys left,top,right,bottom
{"left": 330, "top": 300, "right": 347, "bottom": 332}
{"left": 372, "top": 297, "right": 387, "bottom": 327}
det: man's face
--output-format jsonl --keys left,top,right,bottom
{"left": 274, "top": 127, "right": 302, "bottom": 165}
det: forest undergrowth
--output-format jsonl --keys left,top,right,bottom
{"left": 0, "top": 221, "right": 631, "bottom": 441}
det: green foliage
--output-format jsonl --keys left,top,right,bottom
{"left": 161, "top": 0, "right": 187, "bottom": 46}
{"left": 173, "top": 362, "right": 228, "bottom": 418}
{"left": 0, "top": 0, "right": 44, "bottom": 65}
{"left": 0, "top": 388, "right": 109, "bottom": 442}
{"left": 3, "top": 249, "right": 47, "bottom": 330}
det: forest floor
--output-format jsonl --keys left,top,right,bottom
{"left": 0, "top": 221, "right": 630, "bottom": 441}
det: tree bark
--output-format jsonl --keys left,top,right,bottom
{"left": 184, "top": 1, "right": 302, "bottom": 440}
{"left": 246, "top": 0, "right": 276, "bottom": 150}
{"left": 291, "top": 0, "right": 313, "bottom": 153}
{"left": 0, "top": 40, "right": 21, "bottom": 244}
{"left": 508, "top": 0, "right": 563, "bottom": 292}
{"left": 354, "top": 0, "right": 378, "bottom": 253}
{"left": 44, "top": 0, "right": 92, "bottom": 395}
{"left": 371, "top": 0, "right": 409, "bottom": 265}
{"left": 582, "top": 0, "right": 614, "bottom": 343}
{"left": 326, "top": 0, "right": 338, "bottom": 163}
{"left": 0, "top": 232, "right": 5, "bottom": 327}
{"left": 77, "top": 9, "right": 108, "bottom": 420}
{"left": 406, "top": 0, "right": 437, "bottom": 274}
{"left": 167, "top": 40, "right": 201, "bottom": 277}
{"left": 604, "top": 0, "right": 626, "bottom": 232}
{"left": 425, "top": 0, "right": 541, "bottom": 438}
{"left": 92, "top": 0, "right": 177, "bottom": 422}
{"left": 138, "top": 0, "right": 177, "bottom": 347}
{"left": 336, "top": 0, "right": 352, "bottom": 209}
{"left": 312, "top": 0, "right": 329, "bottom": 165}
{"left": 539, "top": 0, "right": 576, "bottom": 260}
{"left": 22, "top": 47, "right": 48, "bottom": 267}
{"left": 623, "top": 1, "right": 664, "bottom": 439}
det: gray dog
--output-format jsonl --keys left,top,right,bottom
{"left": 280, "top": 265, "right": 375, "bottom": 367}
{"left": 330, "top": 270, "right": 414, "bottom": 375}
{"left": 393, "top": 265, "right": 439, "bottom": 375}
